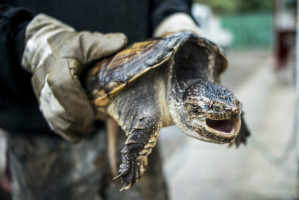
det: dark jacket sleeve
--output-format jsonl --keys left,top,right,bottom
{"left": 151, "top": 0, "right": 194, "bottom": 33}
{"left": 0, "top": 4, "right": 51, "bottom": 134}
{"left": 0, "top": 3, "right": 34, "bottom": 94}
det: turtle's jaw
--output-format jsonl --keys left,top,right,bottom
{"left": 205, "top": 117, "right": 241, "bottom": 139}
{"left": 206, "top": 119, "right": 234, "bottom": 134}
{"left": 190, "top": 116, "right": 241, "bottom": 143}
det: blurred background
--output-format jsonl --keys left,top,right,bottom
{"left": 159, "top": 0, "right": 298, "bottom": 199}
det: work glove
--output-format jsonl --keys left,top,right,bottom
{"left": 22, "top": 14, "right": 127, "bottom": 142}
{"left": 154, "top": 13, "right": 203, "bottom": 37}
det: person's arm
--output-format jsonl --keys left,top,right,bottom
{"left": 21, "top": 14, "right": 127, "bottom": 142}
{"left": 151, "top": 0, "right": 202, "bottom": 36}
{"left": 0, "top": 4, "right": 127, "bottom": 142}
{"left": 0, "top": 4, "right": 35, "bottom": 96}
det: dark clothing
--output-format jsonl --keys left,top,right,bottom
{"left": 0, "top": 0, "right": 193, "bottom": 133}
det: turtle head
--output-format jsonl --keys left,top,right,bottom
{"left": 178, "top": 81, "right": 241, "bottom": 143}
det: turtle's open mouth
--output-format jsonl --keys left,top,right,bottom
{"left": 186, "top": 116, "right": 241, "bottom": 143}
{"left": 206, "top": 119, "right": 234, "bottom": 133}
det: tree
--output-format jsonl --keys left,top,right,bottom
{"left": 236, "top": 0, "right": 272, "bottom": 13}
{"left": 194, "top": 0, "right": 273, "bottom": 15}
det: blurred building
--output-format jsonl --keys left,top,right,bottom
{"left": 274, "top": 0, "right": 296, "bottom": 71}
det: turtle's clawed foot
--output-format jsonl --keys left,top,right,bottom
{"left": 228, "top": 114, "right": 250, "bottom": 148}
{"left": 114, "top": 145, "right": 148, "bottom": 191}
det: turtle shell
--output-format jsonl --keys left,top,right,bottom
{"left": 85, "top": 32, "right": 228, "bottom": 107}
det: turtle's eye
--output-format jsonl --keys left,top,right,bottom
{"left": 234, "top": 100, "right": 241, "bottom": 106}
{"left": 185, "top": 103, "right": 204, "bottom": 117}
{"left": 212, "top": 103, "right": 222, "bottom": 111}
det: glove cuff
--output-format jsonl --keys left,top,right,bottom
{"left": 153, "top": 13, "right": 203, "bottom": 37}
{"left": 21, "top": 14, "right": 75, "bottom": 72}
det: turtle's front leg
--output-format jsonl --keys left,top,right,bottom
{"left": 106, "top": 78, "right": 165, "bottom": 190}
{"left": 115, "top": 116, "right": 161, "bottom": 190}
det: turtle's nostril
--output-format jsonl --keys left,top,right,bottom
{"left": 232, "top": 107, "right": 239, "bottom": 115}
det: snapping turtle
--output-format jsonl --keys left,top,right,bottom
{"left": 84, "top": 32, "right": 250, "bottom": 190}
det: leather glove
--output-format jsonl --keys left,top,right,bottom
{"left": 22, "top": 14, "right": 127, "bottom": 142}
{"left": 154, "top": 13, "right": 203, "bottom": 37}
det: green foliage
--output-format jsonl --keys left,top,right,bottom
{"left": 236, "top": 0, "right": 272, "bottom": 13}
{"left": 194, "top": 0, "right": 238, "bottom": 14}
{"left": 194, "top": 0, "right": 273, "bottom": 15}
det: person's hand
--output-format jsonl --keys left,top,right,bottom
{"left": 154, "top": 13, "right": 203, "bottom": 37}
{"left": 22, "top": 14, "right": 127, "bottom": 142}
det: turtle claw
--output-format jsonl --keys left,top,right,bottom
{"left": 113, "top": 173, "right": 132, "bottom": 191}
{"left": 120, "top": 182, "right": 133, "bottom": 191}
{"left": 113, "top": 170, "right": 139, "bottom": 190}
{"left": 117, "top": 163, "right": 141, "bottom": 191}
{"left": 113, "top": 145, "right": 143, "bottom": 191}
{"left": 113, "top": 174, "right": 122, "bottom": 180}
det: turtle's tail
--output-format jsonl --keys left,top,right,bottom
{"left": 106, "top": 118, "right": 119, "bottom": 177}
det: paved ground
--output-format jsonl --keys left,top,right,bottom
{"left": 159, "top": 49, "right": 298, "bottom": 200}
